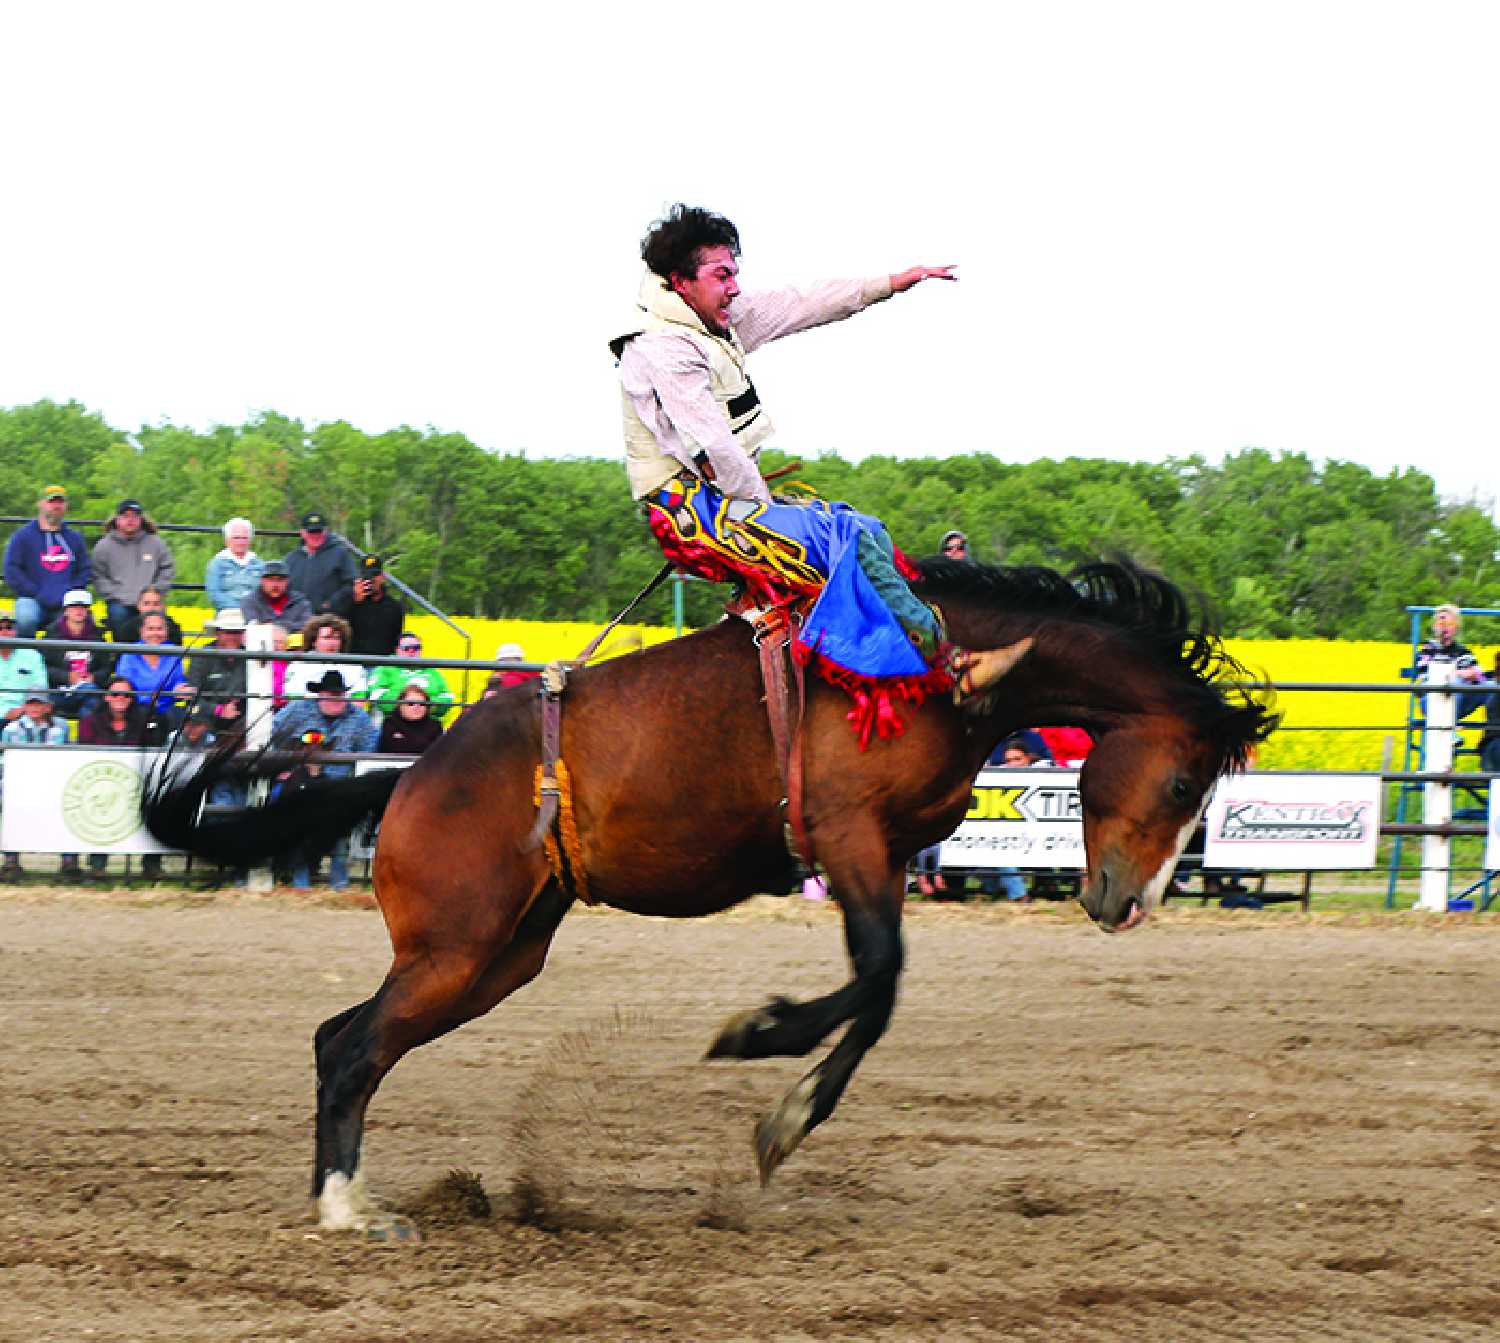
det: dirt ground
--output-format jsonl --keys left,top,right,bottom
{"left": 4, "top": 889, "right": 1500, "bottom": 1343}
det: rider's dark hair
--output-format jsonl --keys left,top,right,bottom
{"left": 640, "top": 204, "right": 741, "bottom": 281}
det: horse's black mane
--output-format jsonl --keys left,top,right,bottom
{"left": 913, "top": 556, "right": 1278, "bottom": 764}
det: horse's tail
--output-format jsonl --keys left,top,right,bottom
{"left": 141, "top": 742, "right": 405, "bottom": 870}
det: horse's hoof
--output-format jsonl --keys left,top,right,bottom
{"left": 753, "top": 1073, "right": 818, "bottom": 1185}
{"left": 363, "top": 1214, "right": 422, "bottom": 1244}
{"left": 705, "top": 998, "right": 790, "bottom": 1059}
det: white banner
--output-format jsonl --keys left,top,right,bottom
{"left": 0, "top": 746, "right": 184, "bottom": 854}
{"left": 938, "top": 769, "right": 1084, "bottom": 870}
{"left": 349, "top": 757, "right": 415, "bottom": 859}
{"left": 1203, "top": 773, "right": 1382, "bottom": 870}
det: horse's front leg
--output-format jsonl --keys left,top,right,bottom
{"left": 705, "top": 823, "right": 905, "bottom": 1183}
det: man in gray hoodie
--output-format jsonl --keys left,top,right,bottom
{"left": 92, "top": 499, "right": 176, "bottom": 634}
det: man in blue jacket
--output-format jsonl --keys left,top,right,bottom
{"left": 4, "top": 485, "right": 92, "bottom": 637}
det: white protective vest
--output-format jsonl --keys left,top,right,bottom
{"left": 610, "top": 275, "right": 776, "bottom": 499}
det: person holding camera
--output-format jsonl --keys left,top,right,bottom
{"left": 330, "top": 554, "right": 404, "bottom": 656}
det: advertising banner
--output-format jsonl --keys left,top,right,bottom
{"left": 0, "top": 746, "right": 185, "bottom": 854}
{"left": 349, "top": 757, "right": 415, "bottom": 859}
{"left": 1203, "top": 773, "right": 1382, "bottom": 870}
{"left": 938, "top": 769, "right": 1084, "bottom": 870}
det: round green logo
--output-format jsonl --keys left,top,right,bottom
{"left": 61, "top": 761, "right": 144, "bottom": 846}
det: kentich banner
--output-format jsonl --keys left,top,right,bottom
{"left": 1202, "top": 773, "right": 1382, "bottom": 870}
{"left": 939, "top": 769, "right": 1084, "bottom": 871}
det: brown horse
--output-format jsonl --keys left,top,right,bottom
{"left": 143, "top": 558, "right": 1275, "bottom": 1233}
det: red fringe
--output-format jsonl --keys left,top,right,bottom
{"left": 794, "top": 636, "right": 955, "bottom": 750}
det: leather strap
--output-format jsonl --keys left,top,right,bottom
{"left": 524, "top": 663, "right": 566, "bottom": 852}
{"left": 753, "top": 609, "right": 816, "bottom": 871}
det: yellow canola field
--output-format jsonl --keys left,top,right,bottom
{"left": 1225, "top": 639, "right": 1494, "bottom": 771}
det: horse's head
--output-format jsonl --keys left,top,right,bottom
{"left": 915, "top": 555, "right": 1279, "bottom": 933}
{"left": 1074, "top": 719, "right": 1223, "bottom": 933}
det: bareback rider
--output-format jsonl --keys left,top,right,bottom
{"left": 609, "top": 204, "right": 1012, "bottom": 745}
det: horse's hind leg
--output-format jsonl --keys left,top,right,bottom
{"left": 313, "top": 881, "right": 572, "bottom": 1233}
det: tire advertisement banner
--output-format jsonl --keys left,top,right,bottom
{"left": 938, "top": 769, "right": 1085, "bottom": 870}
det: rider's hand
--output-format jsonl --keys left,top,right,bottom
{"left": 890, "top": 265, "right": 958, "bottom": 293}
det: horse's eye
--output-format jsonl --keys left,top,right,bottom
{"left": 1170, "top": 778, "right": 1195, "bottom": 804}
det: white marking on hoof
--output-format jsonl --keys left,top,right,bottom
{"left": 319, "top": 1168, "right": 376, "bottom": 1232}
{"left": 755, "top": 1072, "right": 819, "bottom": 1184}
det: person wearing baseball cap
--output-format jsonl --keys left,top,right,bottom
{"left": 284, "top": 509, "right": 357, "bottom": 614}
{"left": 330, "top": 553, "right": 405, "bottom": 655}
{"left": 940, "top": 529, "right": 969, "bottom": 559}
{"left": 40, "top": 589, "right": 111, "bottom": 720}
{"left": 239, "top": 559, "right": 313, "bottom": 629}
{"left": 2, "top": 483, "right": 92, "bottom": 638}
{"left": 92, "top": 497, "right": 177, "bottom": 637}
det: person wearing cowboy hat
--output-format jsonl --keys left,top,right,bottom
{"left": 3, "top": 484, "right": 92, "bottom": 638}
{"left": 91, "top": 497, "right": 177, "bottom": 636}
{"left": 185, "top": 608, "right": 250, "bottom": 721}
{"left": 270, "top": 668, "right": 379, "bottom": 891}
{"left": 270, "top": 669, "right": 378, "bottom": 772}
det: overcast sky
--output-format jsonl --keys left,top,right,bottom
{"left": 2, "top": 1, "right": 1495, "bottom": 510}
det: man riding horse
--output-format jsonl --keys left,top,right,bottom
{"left": 610, "top": 204, "right": 1012, "bottom": 745}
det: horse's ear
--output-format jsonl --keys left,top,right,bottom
{"left": 956, "top": 637, "right": 1035, "bottom": 698}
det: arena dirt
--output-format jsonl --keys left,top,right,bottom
{"left": 3, "top": 889, "right": 1499, "bottom": 1341}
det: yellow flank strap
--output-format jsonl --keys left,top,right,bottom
{"left": 532, "top": 759, "right": 594, "bottom": 905}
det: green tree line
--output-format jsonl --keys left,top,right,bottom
{"left": 3, "top": 399, "right": 1496, "bottom": 641}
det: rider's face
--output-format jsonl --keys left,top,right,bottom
{"left": 671, "top": 245, "right": 739, "bottom": 336}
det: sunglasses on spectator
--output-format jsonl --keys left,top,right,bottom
{"left": 107, "top": 691, "right": 132, "bottom": 698}
{"left": 398, "top": 641, "right": 421, "bottom": 650}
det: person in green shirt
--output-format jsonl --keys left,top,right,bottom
{"left": 366, "top": 631, "right": 454, "bottom": 722}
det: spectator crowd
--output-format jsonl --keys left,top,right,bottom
{"left": 6, "top": 485, "right": 1497, "bottom": 898}
{"left": 0, "top": 487, "right": 477, "bottom": 887}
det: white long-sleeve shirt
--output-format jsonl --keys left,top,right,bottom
{"left": 617, "top": 276, "right": 892, "bottom": 504}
